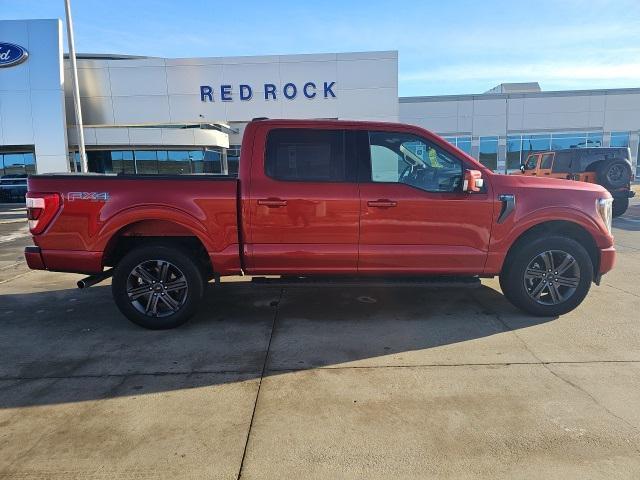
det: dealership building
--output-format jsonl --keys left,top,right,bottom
{"left": 1, "top": 18, "right": 639, "bottom": 178}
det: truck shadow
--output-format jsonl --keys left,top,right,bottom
{"left": 0, "top": 281, "right": 556, "bottom": 409}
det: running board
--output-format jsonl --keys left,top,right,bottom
{"left": 250, "top": 276, "right": 481, "bottom": 288}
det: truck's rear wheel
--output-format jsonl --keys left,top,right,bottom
{"left": 500, "top": 236, "right": 592, "bottom": 317}
{"left": 612, "top": 197, "right": 629, "bottom": 217}
{"left": 112, "top": 245, "right": 204, "bottom": 329}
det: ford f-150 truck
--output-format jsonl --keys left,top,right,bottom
{"left": 24, "top": 119, "right": 616, "bottom": 329}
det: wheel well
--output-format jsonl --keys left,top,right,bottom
{"left": 585, "top": 158, "right": 631, "bottom": 174}
{"left": 503, "top": 220, "right": 599, "bottom": 275}
{"left": 104, "top": 224, "right": 213, "bottom": 278}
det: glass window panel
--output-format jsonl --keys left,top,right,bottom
{"left": 69, "top": 152, "right": 81, "bottom": 172}
{"left": 610, "top": 131, "right": 630, "bottom": 147}
{"left": 160, "top": 150, "right": 190, "bottom": 175}
{"left": 226, "top": 145, "right": 240, "bottom": 176}
{"left": 506, "top": 135, "right": 522, "bottom": 172}
{"left": 0, "top": 155, "right": 3, "bottom": 176}
{"left": 87, "top": 151, "right": 113, "bottom": 173}
{"left": 3, "top": 153, "right": 26, "bottom": 175}
{"left": 369, "top": 131, "right": 463, "bottom": 192}
{"left": 134, "top": 150, "right": 158, "bottom": 174}
{"left": 456, "top": 136, "right": 472, "bottom": 155}
{"left": 586, "top": 132, "right": 603, "bottom": 147}
{"left": 479, "top": 137, "right": 498, "bottom": 170}
{"left": 442, "top": 136, "right": 456, "bottom": 145}
{"left": 521, "top": 135, "right": 551, "bottom": 156}
{"left": 266, "top": 129, "right": 347, "bottom": 182}
{"left": 23, "top": 153, "right": 36, "bottom": 174}
{"left": 190, "top": 150, "right": 207, "bottom": 173}
{"left": 203, "top": 149, "right": 221, "bottom": 174}
{"left": 551, "top": 136, "right": 585, "bottom": 150}
{"left": 540, "top": 153, "right": 554, "bottom": 169}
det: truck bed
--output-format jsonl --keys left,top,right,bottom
{"left": 27, "top": 174, "right": 241, "bottom": 274}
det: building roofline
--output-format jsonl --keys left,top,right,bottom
{"left": 400, "top": 86, "right": 640, "bottom": 103}
{"left": 65, "top": 53, "right": 150, "bottom": 60}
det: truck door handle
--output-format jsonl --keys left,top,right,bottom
{"left": 368, "top": 199, "right": 397, "bottom": 208}
{"left": 258, "top": 198, "right": 287, "bottom": 208}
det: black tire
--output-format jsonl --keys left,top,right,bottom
{"left": 112, "top": 244, "right": 204, "bottom": 329}
{"left": 597, "top": 160, "right": 631, "bottom": 190}
{"left": 500, "top": 236, "right": 593, "bottom": 317}
{"left": 612, "top": 197, "right": 629, "bottom": 217}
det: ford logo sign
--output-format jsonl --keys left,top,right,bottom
{"left": 0, "top": 43, "right": 28, "bottom": 68}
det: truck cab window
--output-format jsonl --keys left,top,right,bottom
{"left": 265, "top": 129, "right": 347, "bottom": 182}
{"left": 524, "top": 154, "right": 539, "bottom": 170}
{"left": 540, "top": 153, "right": 554, "bottom": 169}
{"left": 368, "top": 131, "right": 463, "bottom": 193}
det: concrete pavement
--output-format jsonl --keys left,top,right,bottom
{"left": 0, "top": 199, "right": 639, "bottom": 479}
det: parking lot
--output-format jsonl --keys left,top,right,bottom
{"left": 1, "top": 198, "right": 639, "bottom": 479}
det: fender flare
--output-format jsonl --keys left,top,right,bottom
{"left": 93, "top": 205, "right": 220, "bottom": 267}
{"left": 487, "top": 206, "right": 607, "bottom": 274}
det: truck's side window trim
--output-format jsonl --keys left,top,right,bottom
{"left": 264, "top": 128, "right": 357, "bottom": 183}
{"left": 364, "top": 130, "right": 464, "bottom": 193}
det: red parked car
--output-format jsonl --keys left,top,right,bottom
{"left": 25, "top": 119, "right": 616, "bottom": 329}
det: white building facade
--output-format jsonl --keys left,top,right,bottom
{"left": 0, "top": 18, "right": 638, "bottom": 178}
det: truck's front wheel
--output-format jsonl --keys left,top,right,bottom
{"left": 112, "top": 245, "right": 204, "bottom": 329}
{"left": 500, "top": 236, "right": 592, "bottom": 317}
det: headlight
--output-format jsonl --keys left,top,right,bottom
{"left": 596, "top": 198, "right": 613, "bottom": 234}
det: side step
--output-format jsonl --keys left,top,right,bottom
{"left": 250, "top": 276, "right": 481, "bottom": 289}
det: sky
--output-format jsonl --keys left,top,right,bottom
{"left": 2, "top": 0, "right": 639, "bottom": 96}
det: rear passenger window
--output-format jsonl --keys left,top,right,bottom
{"left": 265, "top": 129, "right": 347, "bottom": 182}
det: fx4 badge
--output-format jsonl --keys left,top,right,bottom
{"left": 67, "top": 192, "right": 110, "bottom": 202}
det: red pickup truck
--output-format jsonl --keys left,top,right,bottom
{"left": 25, "top": 119, "right": 616, "bottom": 329}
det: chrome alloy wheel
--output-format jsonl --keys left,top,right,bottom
{"left": 126, "top": 260, "right": 188, "bottom": 317}
{"left": 523, "top": 250, "right": 580, "bottom": 305}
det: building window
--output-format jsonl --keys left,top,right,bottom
{"left": 160, "top": 150, "right": 189, "bottom": 175}
{"left": 456, "top": 137, "right": 472, "bottom": 155}
{"left": 1, "top": 152, "right": 36, "bottom": 176}
{"left": 84, "top": 148, "right": 225, "bottom": 175}
{"left": 505, "top": 132, "right": 605, "bottom": 173}
{"left": 441, "top": 136, "right": 472, "bottom": 155}
{"left": 507, "top": 135, "right": 523, "bottom": 172}
{"left": 611, "top": 131, "right": 630, "bottom": 148}
{"left": 479, "top": 137, "right": 498, "bottom": 170}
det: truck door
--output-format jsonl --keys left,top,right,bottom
{"left": 357, "top": 130, "right": 493, "bottom": 274}
{"left": 246, "top": 127, "right": 360, "bottom": 275}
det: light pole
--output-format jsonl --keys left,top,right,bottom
{"left": 64, "top": 0, "right": 88, "bottom": 173}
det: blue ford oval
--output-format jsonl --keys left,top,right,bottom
{"left": 0, "top": 43, "right": 28, "bottom": 67}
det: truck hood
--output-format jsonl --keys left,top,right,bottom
{"left": 492, "top": 173, "right": 610, "bottom": 197}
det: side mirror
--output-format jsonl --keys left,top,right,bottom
{"left": 520, "top": 164, "right": 525, "bottom": 173}
{"left": 463, "top": 169, "right": 484, "bottom": 193}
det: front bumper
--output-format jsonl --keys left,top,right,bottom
{"left": 611, "top": 189, "right": 635, "bottom": 199}
{"left": 599, "top": 246, "right": 616, "bottom": 275}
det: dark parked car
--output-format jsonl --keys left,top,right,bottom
{"left": 0, "top": 174, "right": 28, "bottom": 202}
